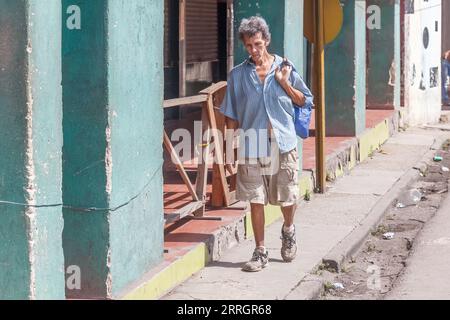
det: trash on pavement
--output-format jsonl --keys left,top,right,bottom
{"left": 442, "top": 166, "right": 450, "bottom": 172}
{"left": 333, "top": 283, "right": 345, "bottom": 290}
{"left": 382, "top": 232, "right": 395, "bottom": 240}
{"left": 396, "top": 189, "right": 422, "bottom": 208}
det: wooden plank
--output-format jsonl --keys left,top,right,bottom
{"left": 164, "top": 201, "right": 204, "bottom": 224}
{"left": 163, "top": 95, "right": 208, "bottom": 109}
{"left": 225, "top": 165, "right": 237, "bottom": 178}
{"left": 199, "top": 81, "right": 227, "bottom": 95}
{"left": 163, "top": 131, "right": 199, "bottom": 201}
{"left": 205, "top": 94, "right": 230, "bottom": 207}
{"left": 213, "top": 87, "right": 227, "bottom": 109}
{"left": 211, "top": 164, "right": 224, "bottom": 207}
{"left": 195, "top": 105, "right": 211, "bottom": 209}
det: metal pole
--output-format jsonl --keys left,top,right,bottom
{"left": 314, "top": 0, "right": 327, "bottom": 193}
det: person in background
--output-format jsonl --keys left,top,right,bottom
{"left": 442, "top": 50, "right": 450, "bottom": 107}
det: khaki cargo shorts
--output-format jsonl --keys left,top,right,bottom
{"left": 236, "top": 148, "right": 299, "bottom": 207}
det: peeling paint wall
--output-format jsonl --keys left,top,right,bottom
{"left": 367, "top": 0, "right": 400, "bottom": 110}
{"left": 62, "top": 0, "right": 164, "bottom": 298}
{"left": 404, "top": 0, "right": 442, "bottom": 126}
{"left": 0, "top": 0, "right": 65, "bottom": 299}
{"left": 325, "top": 0, "right": 366, "bottom": 137}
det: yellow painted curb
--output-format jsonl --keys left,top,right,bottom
{"left": 349, "top": 145, "right": 357, "bottom": 170}
{"left": 122, "top": 243, "right": 208, "bottom": 300}
{"left": 335, "top": 162, "right": 344, "bottom": 179}
{"left": 359, "top": 119, "right": 390, "bottom": 162}
{"left": 299, "top": 174, "right": 314, "bottom": 197}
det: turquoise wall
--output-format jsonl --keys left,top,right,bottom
{"left": 0, "top": 0, "right": 65, "bottom": 299}
{"left": 62, "top": 0, "right": 164, "bottom": 298}
{"left": 107, "top": 0, "right": 164, "bottom": 296}
{"left": 325, "top": 0, "right": 366, "bottom": 136}
{"left": 367, "top": 0, "right": 398, "bottom": 109}
{"left": 284, "top": 0, "right": 305, "bottom": 74}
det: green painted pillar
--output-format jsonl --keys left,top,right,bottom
{"left": 234, "top": 0, "right": 305, "bottom": 170}
{"left": 62, "top": 0, "right": 164, "bottom": 298}
{"left": 325, "top": 0, "right": 366, "bottom": 136}
{"left": 0, "top": 0, "right": 65, "bottom": 299}
{"left": 367, "top": 0, "right": 400, "bottom": 109}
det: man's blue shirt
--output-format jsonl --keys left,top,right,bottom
{"left": 220, "top": 54, "right": 314, "bottom": 158}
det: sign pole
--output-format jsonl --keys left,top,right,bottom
{"left": 314, "top": 0, "right": 327, "bottom": 193}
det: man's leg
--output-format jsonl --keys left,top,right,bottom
{"left": 275, "top": 149, "right": 300, "bottom": 263}
{"left": 241, "top": 202, "right": 269, "bottom": 272}
{"left": 250, "top": 203, "right": 266, "bottom": 247}
{"left": 281, "top": 204, "right": 296, "bottom": 228}
{"left": 237, "top": 162, "right": 269, "bottom": 272}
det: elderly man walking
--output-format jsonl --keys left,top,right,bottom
{"left": 220, "top": 16, "right": 313, "bottom": 272}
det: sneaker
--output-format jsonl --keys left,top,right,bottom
{"left": 242, "top": 248, "right": 269, "bottom": 272}
{"left": 281, "top": 225, "right": 297, "bottom": 262}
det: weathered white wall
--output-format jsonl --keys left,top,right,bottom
{"left": 404, "top": 0, "right": 442, "bottom": 126}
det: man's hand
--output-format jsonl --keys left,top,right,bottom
{"left": 274, "top": 58, "right": 306, "bottom": 107}
{"left": 275, "top": 58, "right": 292, "bottom": 86}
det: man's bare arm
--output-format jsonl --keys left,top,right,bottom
{"left": 279, "top": 80, "right": 306, "bottom": 107}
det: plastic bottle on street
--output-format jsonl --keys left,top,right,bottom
{"left": 396, "top": 188, "right": 422, "bottom": 208}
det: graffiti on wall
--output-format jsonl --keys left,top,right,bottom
{"left": 408, "top": 0, "right": 440, "bottom": 92}
{"left": 404, "top": 0, "right": 442, "bottom": 125}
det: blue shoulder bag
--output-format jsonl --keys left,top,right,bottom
{"left": 280, "top": 60, "right": 313, "bottom": 139}
{"left": 294, "top": 102, "right": 312, "bottom": 139}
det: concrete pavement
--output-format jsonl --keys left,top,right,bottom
{"left": 161, "top": 126, "right": 450, "bottom": 300}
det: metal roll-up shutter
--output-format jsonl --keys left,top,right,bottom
{"left": 186, "top": 0, "right": 218, "bottom": 63}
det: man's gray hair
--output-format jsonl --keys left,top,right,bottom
{"left": 238, "top": 16, "right": 271, "bottom": 43}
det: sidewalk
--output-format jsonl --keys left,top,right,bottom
{"left": 161, "top": 122, "right": 450, "bottom": 300}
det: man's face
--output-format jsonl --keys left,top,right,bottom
{"left": 242, "top": 32, "right": 269, "bottom": 64}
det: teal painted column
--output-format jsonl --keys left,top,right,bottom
{"left": 367, "top": 0, "right": 400, "bottom": 109}
{"left": 234, "top": 0, "right": 306, "bottom": 171}
{"left": 325, "top": 0, "right": 366, "bottom": 136}
{"left": 62, "top": 0, "right": 164, "bottom": 298}
{"left": 0, "top": 0, "right": 65, "bottom": 299}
